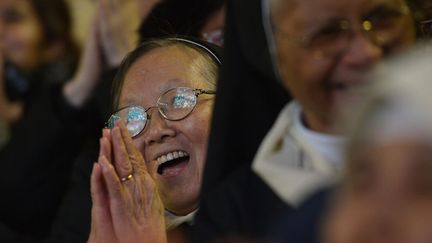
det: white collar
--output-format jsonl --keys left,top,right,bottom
{"left": 252, "top": 101, "right": 343, "bottom": 207}
{"left": 165, "top": 209, "right": 197, "bottom": 230}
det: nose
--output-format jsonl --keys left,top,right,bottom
{"left": 340, "top": 30, "right": 384, "bottom": 69}
{"left": 141, "top": 109, "right": 176, "bottom": 145}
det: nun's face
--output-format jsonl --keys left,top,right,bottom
{"left": 118, "top": 46, "right": 215, "bottom": 215}
{"left": 271, "top": 0, "right": 415, "bottom": 133}
{"left": 200, "top": 4, "right": 225, "bottom": 46}
{"left": 322, "top": 139, "right": 432, "bottom": 243}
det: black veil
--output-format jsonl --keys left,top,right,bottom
{"left": 201, "top": 0, "right": 290, "bottom": 195}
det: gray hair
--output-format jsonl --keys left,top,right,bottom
{"left": 346, "top": 42, "right": 432, "bottom": 158}
{"left": 111, "top": 38, "right": 219, "bottom": 111}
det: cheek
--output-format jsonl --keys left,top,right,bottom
{"left": 182, "top": 106, "right": 212, "bottom": 155}
{"left": 185, "top": 113, "right": 211, "bottom": 146}
{"left": 277, "top": 42, "right": 333, "bottom": 96}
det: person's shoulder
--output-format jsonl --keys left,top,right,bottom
{"left": 203, "top": 165, "right": 279, "bottom": 202}
{"left": 193, "top": 165, "right": 291, "bottom": 241}
{"left": 269, "top": 188, "right": 334, "bottom": 243}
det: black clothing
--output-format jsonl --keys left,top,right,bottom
{"left": 43, "top": 143, "right": 97, "bottom": 243}
{"left": 0, "top": 57, "right": 82, "bottom": 240}
{"left": 41, "top": 68, "right": 116, "bottom": 243}
{"left": 139, "top": 0, "right": 225, "bottom": 41}
{"left": 200, "top": 0, "right": 289, "bottom": 197}
{"left": 0, "top": 64, "right": 113, "bottom": 242}
{"left": 269, "top": 189, "right": 331, "bottom": 243}
{"left": 192, "top": 166, "right": 289, "bottom": 242}
{"left": 190, "top": 0, "right": 296, "bottom": 241}
{"left": 193, "top": 166, "right": 331, "bottom": 243}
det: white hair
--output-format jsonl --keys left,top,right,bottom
{"left": 348, "top": 42, "right": 432, "bottom": 148}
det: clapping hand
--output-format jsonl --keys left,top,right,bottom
{"left": 88, "top": 121, "right": 167, "bottom": 243}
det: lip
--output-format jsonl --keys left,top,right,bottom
{"left": 151, "top": 147, "right": 189, "bottom": 162}
{"left": 147, "top": 147, "right": 191, "bottom": 178}
{"left": 157, "top": 157, "right": 190, "bottom": 178}
{"left": 156, "top": 150, "right": 189, "bottom": 165}
{"left": 329, "top": 79, "right": 366, "bottom": 93}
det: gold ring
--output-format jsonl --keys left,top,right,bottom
{"left": 120, "top": 174, "right": 133, "bottom": 182}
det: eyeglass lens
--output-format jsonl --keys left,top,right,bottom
{"left": 304, "top": 5, "right": 409, "bottom": 57}
{"left": 107, "top": 87, "right": 199, "bottom": 138}
{"left": 157, "top": 87, "right": 197, "bottom": 120}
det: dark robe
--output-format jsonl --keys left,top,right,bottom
{"left": 188, "top": 0, "right": 331, "bottom": 242}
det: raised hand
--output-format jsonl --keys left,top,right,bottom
{"left": 88, "top": 129, "right": 117, "bottom": 243}
{"left": 98, "top": 0, "right": 139, "bottom": 68}
{"left": 63, "top": 12, "right": 103, "bottom": 108}
{"left": 89, "top": 121, "right": 167, "bottom": 243}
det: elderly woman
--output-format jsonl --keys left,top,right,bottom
{"left": 322, "top": 45, "right": 432, "bottom": 243}
{"left": 191, "top": 0, "right": 417, "bottom": 241}
{"left": 88, "top": 37, "right": 221, "bottom": 243}
{"left": 0, "top": 0, "right": 78, "bottom": 129}
{"left": 0, "top": 0, "right": 80, "bottom": 238}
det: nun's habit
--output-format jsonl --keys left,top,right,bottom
{"left": 190, "top": 0, "right": 294, "bottom": 241}
{"left": 191, "top": 0, "right": 340, "bottom": 241}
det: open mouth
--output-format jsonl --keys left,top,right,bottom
{"left": 156, "top": 151, "right": 190, "bottom": 176}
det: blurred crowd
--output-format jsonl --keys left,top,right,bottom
{"left": 0, "top": 0, "right": 431, "bottom": 243}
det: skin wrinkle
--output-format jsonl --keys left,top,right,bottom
{"left": 118, "top": 45, "right": 216, "bottom": 215}
{"left": 271, "top": 0, "right": 415, "bottom": 134}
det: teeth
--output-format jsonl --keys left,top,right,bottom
{"left": 156, "top": 151, "right": 189, "bottom": 165}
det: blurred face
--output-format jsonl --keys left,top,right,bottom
{"left": 322, "top": 139, "right": 432, "bottom": 243}
{"left": 200, "top": 5, "right": 225, "bottom": 46}
{"left": 0, "top": 0, "right": 44, "bottom": 72}
{"left": 118, "top": 46, "right": 215, "bottom": 215}
{"left": 272, "top": 0, "right": 415, "bottom": 133}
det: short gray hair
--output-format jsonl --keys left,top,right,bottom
{"left": 111, "top": 38, "right": 219, "bottom": 111}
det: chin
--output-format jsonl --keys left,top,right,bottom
{"left": 163, "top": 184, "right": 201, "bottom": 216}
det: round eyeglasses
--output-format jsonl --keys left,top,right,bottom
{"left": 274, "top": 4, "right": 411, "bottom": 59}
{"left": 106, "top": 87, "right": 216, "bottom": 138}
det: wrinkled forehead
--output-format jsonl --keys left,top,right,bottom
{"left": 118, "top": 46, "right": 212, "bottom": 107}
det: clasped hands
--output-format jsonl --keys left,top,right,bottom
{"left": 88, "top": 121, "right": 167, "bottom": 243}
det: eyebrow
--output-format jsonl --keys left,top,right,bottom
{"left": 158, "top": 79, "right": 185, "bottom": 92}
{"left": 119, "top": 78, "right": 188, "bottom": 108}
{"left": 362, "top": 3, "right": 406, "bottom": 19}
